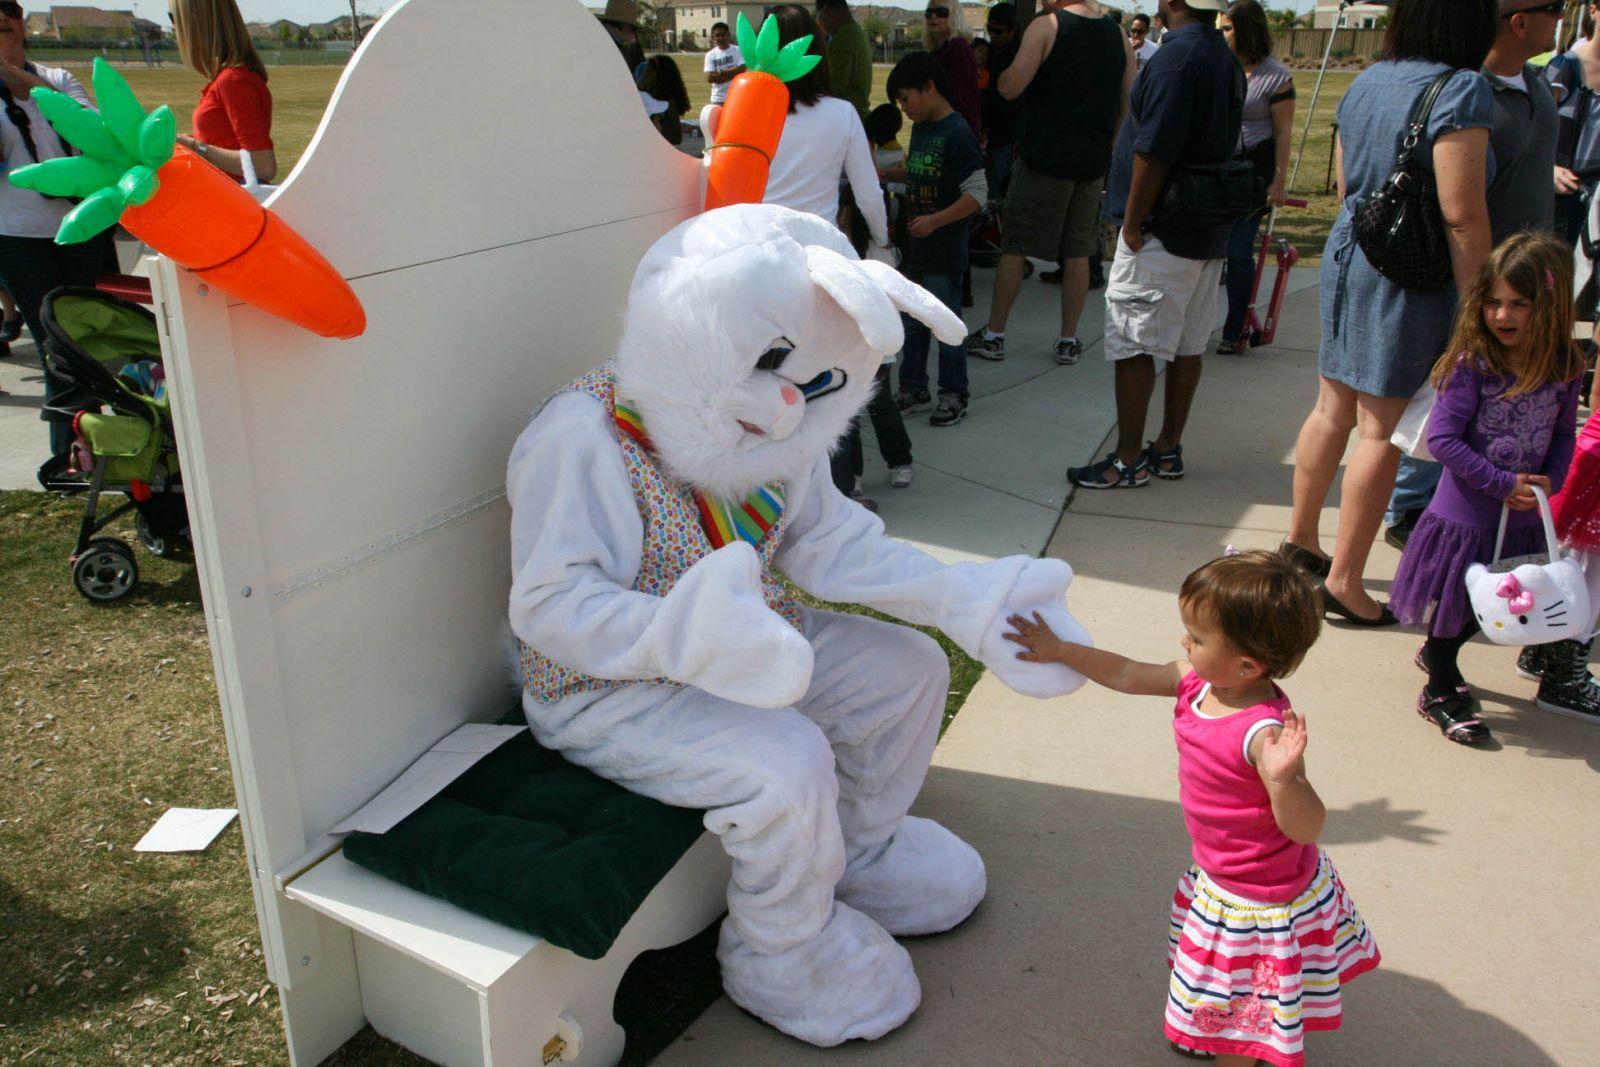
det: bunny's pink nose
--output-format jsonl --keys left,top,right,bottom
{"left": 781, "top": 385, "right": 801, "bottom": 406}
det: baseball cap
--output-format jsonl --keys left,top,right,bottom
{"left": 1183, "top": 0, "right": 1230, "bottom": 10}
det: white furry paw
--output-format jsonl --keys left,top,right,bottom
{"left": 981, "top": 598, "right": 1092, "bottom": 699}
{"left": 836, "top": 816, "right": 986, "bottom": 936}
{"left": 717, "top": 902, "right": 919, "bottom": 1046}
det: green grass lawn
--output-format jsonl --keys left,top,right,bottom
{"left": 2, "top": 59, "right": 1350, "bottom": 1065}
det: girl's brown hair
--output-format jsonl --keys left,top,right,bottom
{"left": 1431, "top": 231, "right": 1582, "bottom": 397}
{"left": 171, "top": 0, "right": 268, "bottom": 83}
{"left": 772, "top": 5, "right": 832, "bottom": 113}
{"left": 1179, "top": 550, "right": 1322, "bottom": 678}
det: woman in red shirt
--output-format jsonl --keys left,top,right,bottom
{"left": 168, "top": 0, "right": 275, "bottom": 183}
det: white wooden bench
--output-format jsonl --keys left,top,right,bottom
{"left": 153, "top": 2, "right": 729, "bottom": 1062}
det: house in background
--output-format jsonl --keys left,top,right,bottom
{"left": 1313, "top": 1, "right": 1390, "bottom": 29}
{"left": 27, "top": 5, "right": 159, "bottom": 41}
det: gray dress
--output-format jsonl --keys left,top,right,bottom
{"left": 1319, "top": 61, "right": 1493, "bottom": 398}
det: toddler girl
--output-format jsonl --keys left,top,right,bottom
{"left": 1006, "top": 550, "right": 1379, "bottom": 1066}
{"left": 1388, "top": 233, "right": 1585, "bottom": 745}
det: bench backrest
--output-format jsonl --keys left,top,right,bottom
{"left": 155, "top": 0, "right": 701, "bottom": 988}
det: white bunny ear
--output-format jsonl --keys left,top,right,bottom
{"left": 803, "top": 244, "right": 905, "bottom": 353}
{"left": 853, "top": 257, "right": 968, "bottom": 345}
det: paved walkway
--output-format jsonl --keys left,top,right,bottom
{"left": 657, "top": 278, "right": 1595, "bottom": 1065}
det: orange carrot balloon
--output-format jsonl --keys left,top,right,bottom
{"left": 10, "top": 59, "right": 365, "bottom": 340}
{"left": 704, "top": 13, "right": 821, "bottom": 211}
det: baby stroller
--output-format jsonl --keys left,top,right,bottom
{"left": 34, "top": 286, "right": 188, "bottom": 603}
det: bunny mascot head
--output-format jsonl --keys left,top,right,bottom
{"left": 508, "top": 202, "right": 1091, "bottom": 1046}
{"left": 614, "top": 204, "right": 963, "bottom": 499}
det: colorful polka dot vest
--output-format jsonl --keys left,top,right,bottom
{"left": 520, "top": 364, "right": 805, "bottom": 705}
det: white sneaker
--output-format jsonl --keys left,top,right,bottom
{"left": 890, "top": 465, "right": 914, "bottom": 489}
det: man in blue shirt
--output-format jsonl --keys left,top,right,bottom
{"left": 1548, "top": 5, "right": 1600, "bottom": 243}
{"left": 1070, "top": 0, "right": 1240, "bottom": 490}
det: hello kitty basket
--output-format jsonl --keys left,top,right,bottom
{"left": 1465, "top": 485, "right": 1590, "bottom": 646}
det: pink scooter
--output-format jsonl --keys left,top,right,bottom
{"left": 1240, "top": 198, "right": 1307, "bottom": 348}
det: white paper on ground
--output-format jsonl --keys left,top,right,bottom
{"left": 329, "top": 723, "right": 527, "bottom": 837}
{"left": 134, "top": 808, "right": 239, "bottom": 852}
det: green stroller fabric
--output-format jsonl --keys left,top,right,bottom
{"left": 52, "top": 292, "right": 163, "bottom": 367}
{"left": 342, "top": 725, "right": 708, "bottom": 961}
{"left": 78, "top": 412, "right": 162, "bottom": 482}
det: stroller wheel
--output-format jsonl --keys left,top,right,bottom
{"left": 135, "top": 513, "right": 188, "bottom": 559}
{"left": 72, "top": 538, "right": 139, "bottom": 603}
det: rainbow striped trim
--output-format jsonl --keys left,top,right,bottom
{"left": 614, "top": 397, "right": 783, "bottom": 549}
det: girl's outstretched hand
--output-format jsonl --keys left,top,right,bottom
{"left": 1258, "top": 709, "right": 1308, "bottom": 785}
{"left": 1004, "top": 611, "right": 1063, "bottom": 663}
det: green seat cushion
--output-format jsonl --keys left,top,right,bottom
{"left": 342, "top": 721, "right": 707, "bottom": 961}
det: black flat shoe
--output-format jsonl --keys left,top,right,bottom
{"left": 1319, "top": 584, "right": 1398, "bottom": 627}
{"left": 1281, "top": 542, "right": 1332, "bottom": 579}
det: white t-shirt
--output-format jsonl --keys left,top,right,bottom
{"left": 704, "top": 44, "right": 744, "bottom": 105}
{"left": 763, "top": 96, "right": 889, "bottom": 249}
{"left": 0, "top": 63, "right": 93, "bottom": 238}
{"left": 1134, "top": 40, "right": 1160, "bottom": 69}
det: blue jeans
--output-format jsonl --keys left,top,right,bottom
{"left": 897, "top": 272, "right": 967, "bottom": 398}
{"left": 1222, "top": 211, "right": 1264, "bottom": 342}
{"left": 1387, "top": 454, "right": 1441, "bottom": 527}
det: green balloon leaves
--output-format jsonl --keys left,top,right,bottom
{"left": 57, "top": 186, "right": 127, "bottom": 246}
{"left": 93, "top": 57, "right": 147, "bottom": 160}
{"left": 735, "top": 13, "right": 821, "bottom": 83}
{"left": 9, "top": 155, "right": 123, "bottom": 198}
{"left": 11, "top": 58, "right": 171, "bottom": 244}
{"left": 138, "top": 106, "right": 176, "bottom": 169}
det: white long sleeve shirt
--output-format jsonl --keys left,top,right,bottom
{"left": 763, "top": 97, "right": 889, "bottom": 249}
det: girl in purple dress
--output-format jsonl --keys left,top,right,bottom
{"left": 1389, "top": 233, "right": 1585, "bottom": 745}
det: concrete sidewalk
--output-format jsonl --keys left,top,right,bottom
{"left": 658, "top": 282, "right": 1594, "bottom": 1065}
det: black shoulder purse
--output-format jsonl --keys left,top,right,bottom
{"left": 1353, "top": 70, "right": 1455, "bottom": 291}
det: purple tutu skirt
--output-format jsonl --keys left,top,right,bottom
{"left": 1389, "top": 512, "right": 1548, "bottom": 636}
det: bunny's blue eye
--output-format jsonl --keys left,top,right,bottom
{"left": 755, "top": 340, "right": 794, "bottom": 372}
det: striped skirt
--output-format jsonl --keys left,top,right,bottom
{"left": 1164, "top": 851, "right": 1380, "bottom": 1066}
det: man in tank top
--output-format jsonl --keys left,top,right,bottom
{"left": 965, "top": 0, "right": 1133, "bottom": 368}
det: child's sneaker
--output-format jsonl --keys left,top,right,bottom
{"left": 929, "top": 393, "right": 968, "bottom": 426}
{"left": 965, "top": 329, "right": 1005, "bottom": 361}
{"left": 895, "top": 387, "right": 932, "bottom": 414}
{"left": 890, "top": 465, "right": 914, "bottom": 488}
{"left": 1052, "top": 337, "right": 1082, "bottom": 365}
{"left": 1535, "top": 638, "right": 1600, "bottom": 724}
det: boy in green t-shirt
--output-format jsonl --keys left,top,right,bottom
{"left": 881, "top": 52, "right": 986, "bottom": 427}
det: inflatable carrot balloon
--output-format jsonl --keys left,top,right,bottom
{"left": 703, "top": 13, "right": 821, "bottom": 211}
{"left": 11, "top": 59, "right": 365, "bottom": 339}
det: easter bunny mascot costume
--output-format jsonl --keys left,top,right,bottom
{"left": 508, "top": 204, "right": 1092, "bottom": 1046}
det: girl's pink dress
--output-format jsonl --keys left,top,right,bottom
{"left": 1164, "top": 673, "right": 1380, "bottom": 1067}
{"left": 1552, "top": 413, "right": 1600, "bottom": 550}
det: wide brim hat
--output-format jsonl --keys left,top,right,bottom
{"left": 600, "top": 0, "right": 641, "bottom": 29}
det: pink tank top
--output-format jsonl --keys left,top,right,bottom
{"left": 1173, "top": 672, "right": 1318, "bottom": 902}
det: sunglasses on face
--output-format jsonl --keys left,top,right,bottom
{"left": 0, "top": 3, "right": 23, "bottom": 19}
{"left": 925, "top": 6, "right": 949, "bottom": 18}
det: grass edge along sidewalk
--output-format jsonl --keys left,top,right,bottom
{"left": 0, "top": 491, "right": 980, "bottom": 1065}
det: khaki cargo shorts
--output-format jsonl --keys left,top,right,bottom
{"left": 1001, "top": 160, "right": 1104, "bottom": 260}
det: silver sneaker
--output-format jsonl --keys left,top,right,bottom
{"left": 965, "top": 330, "right": 1005, "bottom": 361}
{"left": 890, "top": 465, "right": 914, "bottom": 489}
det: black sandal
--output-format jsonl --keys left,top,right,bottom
{"left": 1281, "top": 541, "right": 1332, "bottom": 579}
{"left": 1168, "top": 1040, "right": 1215, "bottom": 1060}
{"left": 1143, "top": 442, "right": 1184, "bottom": 480}
{"left": 1320, "top": 584, "right": 1398, "bottom": 627}
{"left": 1417, "top": 687, "right": 1491, "bottom": 745}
